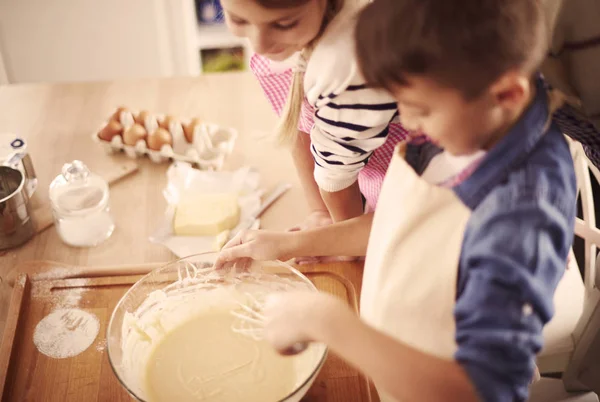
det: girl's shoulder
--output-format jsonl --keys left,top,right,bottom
{"left": 313, "top": 8, "right": 359, "bottom": 61}
{"left": 304, "top": 10, "right": 366, "bottom": 103}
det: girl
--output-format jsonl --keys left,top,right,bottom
{"left": 220, "top": 0, "right": 410, "bottom": 239}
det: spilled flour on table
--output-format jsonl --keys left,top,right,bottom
{"left": 96, "top": 338, "right": 107, "bottom": 353}
{"left": 33, "top": 308, "right": 100, "bottom": 359}
{"left": 33, "top": 268, "right": 82, "bottom": 281}
{"left": 31, "top": 278, "right": 91, "bottom": 309}
{"left": 49, "top": 288, "right": 87, "bottom": 309}
{"left": 30, "top": 274, "right": 97, "bottom": 359}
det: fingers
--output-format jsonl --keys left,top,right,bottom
{"left": 217, "top": 242, "right": 253, "bottom": 263}
{"left": 215, "top": 229, "right": 257, "bottom": 269}
{"left": 294, "top": 256, "right": 321, "bottom": 265}
{"left": 287, "top": 210, "right": 331, "bottom": 233}
{"left": 215, "top": 229, "right": 292, "bottom": 269}
{"left": 221, "top": 229, "right": 247, "bottom": 250}
{"left": 213, "top": 252, "right": 228, "bottom": 270}
{"left": 263, "top": 293, "right": 312, "bottom": 354}
{"left": 233, "top": 257, "right": 253, "bottom": 273}
{"left": 264, "top": 330, "right": 307, "bottom": 355}
{"left": 275, "top": 341, "right": 309, "bottom": 356}
{"left": 214, "top": 234, "right": 255, "bottom": 269}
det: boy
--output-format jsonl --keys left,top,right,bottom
{"left": 216, "top": 0, "right": 577, "bottom": 400}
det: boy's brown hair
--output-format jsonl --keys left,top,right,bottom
{"left": 355, "top": 0, "right": 548, "bottom": 99}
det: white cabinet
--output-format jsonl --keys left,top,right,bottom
{"left": 0, "top": 0, "right": 202, "bottom": 83}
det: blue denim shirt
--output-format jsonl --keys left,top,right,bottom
{"left": 410, "top": 79, "right": 577, "bottom": 401}
{"left": 452, "top": 81, "right": 577, "bottom": 401}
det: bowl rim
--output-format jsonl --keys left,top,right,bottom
{"left": 106, "top": 252, "right": 329, "bottom": 402}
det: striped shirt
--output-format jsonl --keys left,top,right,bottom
{"left": 304, "top": 13, "right": 405, "bottom": 194}
{"left": 250, "top": 11, "right": 409, "bottom": 210}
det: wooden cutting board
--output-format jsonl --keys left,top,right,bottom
{"left": 30, "top": 160, "right": 138, "bottom": 235}
{"left": 0, "top": 261, "right": 378, "bottom": 402}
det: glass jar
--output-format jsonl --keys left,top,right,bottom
{"left": 49, "top": 160, "right": 115, "bottom": 247}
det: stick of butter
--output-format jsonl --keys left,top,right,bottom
{"left": 173, "top": 193, "right": 240, "bottom": 236}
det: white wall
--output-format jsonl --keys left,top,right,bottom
{"left": 0, "top": 0, "right": 198, "bottom": 83}
{"left": 0, "top": 45, "right": 8, "bottom": 84}
{"left": 161, "top": 0, "right": 200, "bottom": 78}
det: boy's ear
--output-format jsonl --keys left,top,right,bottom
{"left": 488, "top": 70, "right": 531, "bottom": 111}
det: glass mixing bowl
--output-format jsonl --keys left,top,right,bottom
{"left": 107, "top": 252, "right": 327, "bottom": 402}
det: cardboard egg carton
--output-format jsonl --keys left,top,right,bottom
{"left": 93, "top": 108, "right": 237, "bottom": 170}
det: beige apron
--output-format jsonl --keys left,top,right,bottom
{"left": 360, "top": 89, "right": 560, "bottom": 400}
{"left": 360, "top": 144, "right": 472, "bottom": 401}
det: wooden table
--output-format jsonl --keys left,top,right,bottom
{"left": 0, "top": 73, "right": 375, "bottom": 401}
{"left": 0, "top": 73, "right": 317, "bottom": 332}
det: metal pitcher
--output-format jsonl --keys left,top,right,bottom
{"left": 0, "top": 165, "right": 34, "bottom": 250}
{"left": 0, "top": 135, "right": 37, "bottom": 198}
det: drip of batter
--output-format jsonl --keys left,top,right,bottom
{"left": 145, "top": 309, "right": 297, "bottom": 402}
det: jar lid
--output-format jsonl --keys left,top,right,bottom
{"left": 49, "top": 160, "right": 109, "bottom": 214}
{"left": 61, "top": 160, "right": 90, "bottom": 183}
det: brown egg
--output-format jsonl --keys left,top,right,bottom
{"left": 147, "top": 128, "right": 173, "bottom": 151}
{"left": 134, "top": 110, "right": 150, "bottom": 125}
{"left": 111, "top": 106, "right": 128, "bottom": 123}
{"left": 183, "top": 118, "right": 201, "bottom": 143}
{"left": 97, "top": 120, "right": 123, "bottom": 141}
{"left": 158, "top": 115, "right": 175, "bottom": 130}
{"left": 123, "top": 124, "right": 148, "bottom": 146}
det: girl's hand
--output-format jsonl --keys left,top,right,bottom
{"left": 288, "top": 209, "right": 333, "bottom": 232}
{"left": 214, "top": 229, "right": 298, "bottom": 269}
{"left": 289, "top": 210, "right": 360, "bottom": 264}
{"left": 262, "top": 291, "right": 351, "bottom": 354}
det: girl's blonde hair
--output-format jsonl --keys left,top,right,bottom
{"left": 275, "top": 0, "right": 367, "bottom": 146}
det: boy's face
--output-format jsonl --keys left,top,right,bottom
{"left": 390, "top": 76, "right": 516, "bottom": 156}
{"left": 221, "top": 0, "right": 328, "bottom": 61}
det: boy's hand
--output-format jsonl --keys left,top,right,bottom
{"left": 214, "top": 230, "right": 297, "bottom": 269}
{"left": 262, "top": 291, "right": 351, "bottom": 354}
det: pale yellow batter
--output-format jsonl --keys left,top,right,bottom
{"left": 145, "top": 310, "right": 298, "bottom": 402}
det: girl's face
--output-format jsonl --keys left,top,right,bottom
{"left": 221, "top": 0, "right": 329, "bottom": 61}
